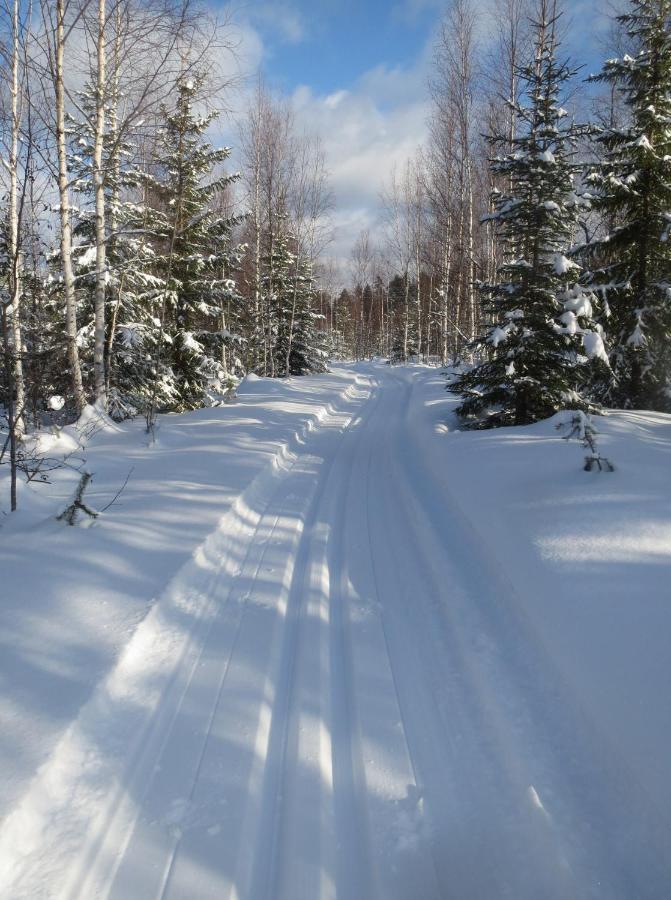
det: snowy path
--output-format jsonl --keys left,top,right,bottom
{"left": 2, "top": 365, "right": 671, "bottom": 899}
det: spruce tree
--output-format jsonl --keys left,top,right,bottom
{"left": 450, "top": 3, "right": 602, "bottom": 427}
{"left": 149, "top": 74, "right": 243, "bottom": 411}
{"left": 389, "top": 274, "right": 418, "bottom": 364}
{"left": 261, "top": 233, "right": 293, "bottom": 377}
{"left": 286, "top": 255, "right": 329, "bottom": 375}
{"left": 69, "top": 90, "right": 167, "bottom": 418}
{"left": 331, "top": 289, "right": 355, "bottom": 359}
{"left": 262, "top": 232, "right": 328, "bottom": 377}
{"left": 580, "top": 0, "right": 671, "bottom": 411}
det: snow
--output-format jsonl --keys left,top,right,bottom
{"left": 552, "top": 252, "right": 578, "bottom": 275}
{"left": 628, "top": 322, "right": 647, "bottom": 347}
{"left": 505, "top": 308, "right": 524, "bottom": 320}
{"left": 583, "top": 327, "right": 610, "bottom": 363}
{"left": 118, "top": 325, "right": 142, "bottom": 348}
{"left": 563, "top": 289, "right": 593, "bottom": 318}
{"left": 559, "top": 310, "right": 579, "bottom": 334}
{"left": 1, "top": 363, "right": 671, "bottom": 898}
{"left": 75, "top": 245, "right": 97, "bottom": 269}
{"left": 182, "top": 331, "right": 204, "bottom": 353}
{"left": 490, "top": 323, "right": 513, "bottom": 347}
{"left": 48, "top": 395, "right": 65, "bottom": 411}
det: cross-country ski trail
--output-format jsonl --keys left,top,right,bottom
{"left": 1, "top": 363, "right": 670, "bottom": 900}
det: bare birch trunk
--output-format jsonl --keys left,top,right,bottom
{"left": 55, "top": 0, "right": 86, "bottom": 413}
{"left": 92, "top": 0, "right": 107, "bottom": 407}
{"left": 105, "top": 0, "right": 122, "bottom": 398}
{"left": 379, "top": 285, "right": 385, "bottom": 357}
{"left": 453, "top": 186, "right": 465, "bottom": 360}
{"left": 1, "top": 305, "right": 18, "bottom": 511}
{"left": 254, "top": 142, "right": 262, "bottom": 373}
{"left": 285, "top": 245, "right": 300, "bottom": 377}
{"left": 466, "top": 156, "right": 476, "bottom": 343}
{"left": 415, "top": 219, "right": 422, "bottom": 360}
{"left": 442, "top": 218, "right": 452, "bottom": 365}
{"left": 403, "top": 268, "right": 410, "bottom": 361}
{"left": 8, "top": 0, "right": 25, "bottom": 438}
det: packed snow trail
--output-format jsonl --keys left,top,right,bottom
{"left": 1, "top": 364, "right": 671, "bottom": 899}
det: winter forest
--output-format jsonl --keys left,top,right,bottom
{"left": 1, "top": 1, "right": 671, "bottom": 898}
{"left": 2, "top": 0, "right": 670, "bottom": 491}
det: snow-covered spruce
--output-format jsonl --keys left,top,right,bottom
{"left": 577, "top": 0, "right": 671, "bottom": 412}
{"left": 261, "top": 232, "right": 329, "bottom": 377}
{"left": 146, "top": 74, "right": 244, "bottom": 412}
{"left": 68, "top": 85, "right": 167, "bottom": 420}
{"left": 450, "top": 7, "right": 603, "bottom": 428}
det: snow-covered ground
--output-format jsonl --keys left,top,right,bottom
{"left": 1, "top": 362, "right": 670, "bottom": 899}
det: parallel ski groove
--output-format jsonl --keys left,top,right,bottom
{"left": 266, "top": 376, "right": 383, "bottom": 900}
{"left": 105, "top": 489, "right": 298, "bottom": 899}
{"left": 326, "top": 381, "right": 388, "bottom": 900}
{"left": 160, "top": 378, "right": 375, "bottom": 900}
{"left": 155, "top": 507, "right": 286, "bottom": 900}
{"left": 69, "top": 372, "right": 374, "bottom": 900}
{"left": 5, "top": 364, "right": 666, "bottom": 900}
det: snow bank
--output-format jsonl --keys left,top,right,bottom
{"left": 408, "top": 368, "right": 671, "bottom": 823}
{"left": 0, "top": 365, "right": 366, "bottom": 845}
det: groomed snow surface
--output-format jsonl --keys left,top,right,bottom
{"left": 1, "top": 362, "right": 670, "bottom": 899}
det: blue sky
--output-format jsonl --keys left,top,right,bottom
{"left": 239, "top": 0, "right": 444, "bottom": 96}
{"left": 232, "top": 0, "right": 611, "bottom": 98}
{"left": 221, "top": 0, "right": 615, "bottom": 268}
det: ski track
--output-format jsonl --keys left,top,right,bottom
{"left": 2, "top": 363, "right": 671, "bottom": 899}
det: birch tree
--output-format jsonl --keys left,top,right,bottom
{"left": 2, "top": 0, "right": 27, "bottom": 438}
{"left": 91, "top": 0, "right": 106, "bottom": 406}
{"left": 42, "top": 0, "right": 88, "bottom": 413}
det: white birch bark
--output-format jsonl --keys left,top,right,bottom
{"left": 92, "top": 0, "right": 107, "bottom": 406}
{"left": 55, "top": 0, "right": 86, "bottom": 413}
{"left": 8, "top": 0, "right": 25, "bottom": 436}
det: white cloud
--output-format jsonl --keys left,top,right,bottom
{"left": 249, "top": 3, "right": 308, "bottom": 45}
{"left": 289, "top": 56, "right": 432, "bottom": 268}
{"left": 215, "top": 18, "right": 265, "bottom": 87}
{"left": 214, "top": 0, "right": 619, "bottom": 278}
{"left": 212, "top": 11, "right": 434, "bottom": 272}
{"left": 324, "top": 90, "right": 348, "bottom": 110}
{"left": 391, "top": 0, "right": 444, "bottom": 25}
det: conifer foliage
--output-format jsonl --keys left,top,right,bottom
{"left": 148, "top": 75, "right": 243, "bottom": 412}
{"left": 285, "top": 254, "right": 329, "bottom": 376}
{"left": 261, "top": 235, "right": 329, "bottom": 377}
{"left": 450, "top": 1, "right": 601, "bottom": 427}
{"left": 6, "top": 0, "right": 671, "bottom": 519}
{"left": 580, "top": 0, "right": 671, "bottom": 411}
{"left": 69, "top": 85, "right": 164, "bottom": 419}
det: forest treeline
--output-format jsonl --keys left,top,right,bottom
{"left": 1, "top": 0, "right": 670, "bottom": 508}
{"left": 341, "top": 0, "right": 671, "bottom": 431}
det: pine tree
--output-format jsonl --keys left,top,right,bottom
{"left": 580, "top": 0, "right": 671, "bottom": 411}
{"left": 148, "top": 74, "right": 243, "bottom": 411}
{"left": 450, "top": 2, "right": 603, "bottom": 427}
